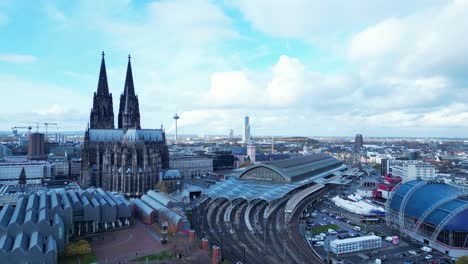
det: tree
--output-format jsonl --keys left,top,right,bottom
{"left": 65, "top": 240, "right": 91, "bottom": 256}
{"left": 456, "top": 256, "right": 468, "bottom": 264}
{"left": 19, "top": 167, "right": 27, "bottom": 185}
{"left": 240, "top": 160, "right": 253, "bottom": 168}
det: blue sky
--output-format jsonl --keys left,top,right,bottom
{"left": 1, "top": 0, "right": 468, "bottom": 137}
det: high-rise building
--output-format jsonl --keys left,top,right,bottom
{"left": 70, "top": 158, "right": 81, "bottom": 180}
{"left": 229, "top": 129, "right": 234, "bottom": 140}
{"left": 242, "top": 116, "right": 251, "bottom": 143}
{"left": 381, "top": 158, "right": 389, "bottom": 175}
{"left": 28, "top": 133, "right": 46, "bottom": 160}
{"left": 354, "top": 134, "right": 363, "bottom": 151}
{"left": 82, "top": 53, "right": 169, "bottom": 197}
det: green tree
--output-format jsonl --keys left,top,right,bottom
{"left": 456, "top": 256, "right": 468, "bottom": 264}
{"left": 18, "top": 167, "right": 27, "bottom": 185}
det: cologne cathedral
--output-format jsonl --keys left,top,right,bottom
{"left": 81, "top": 52, "right": 169, "bottom": 197}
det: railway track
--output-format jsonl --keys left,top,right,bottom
{"left": 192, "top": 184, "right": 336, "bottom": 263}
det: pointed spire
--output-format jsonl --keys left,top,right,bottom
{"left": 124, "top": 54, "right": 135, "bottom": 96}
{"left": 97, "top": 51, "right": 109, "bottom": 95}
{"left": 124, "top": 85, "right": 130, "bottom": 114}
{"left": 123, "top": 85, "right": 131, "bottom": 131}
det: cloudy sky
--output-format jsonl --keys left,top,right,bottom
{"left": 1, "top": 0, "right": 468, "bottom": 137}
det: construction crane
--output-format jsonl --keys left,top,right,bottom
{"left": 11, "top": 126, "right": 33, "bottom": 136}
{"left": 43, "top": 123, "right": 58, "bottom": 141}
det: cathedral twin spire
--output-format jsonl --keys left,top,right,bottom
{"left": 90, "top": 52, "right": 141, "bottom": 130}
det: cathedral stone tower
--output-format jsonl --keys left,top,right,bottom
{"left": 90, "top": 52, "right": 114, "bottom": 129}
{"left": 118, "top": 55, "right": 141, "bottom": 129}
{"left": 82, "top": 53, "right": 169, "bottom": 197}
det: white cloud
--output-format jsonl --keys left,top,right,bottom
{"left": 0, "top": 53, "right": 37, "bottom": 63}
{"left": 364, "top": 77, "right": 449, "bottom": 110}
{"left": 349, "top": 0, "right": 468, "bottom": 78}
{"left": 234, "top": 0, "right": 446, "bottom": 39}
{"left": 203, "top": 55, "right": 356, "bottom": 111}
{"left": 0, "top": 75, "right": 89, "bottom": 130}
{"left": 33, "top": 104, "right": 67, "bottom": 116}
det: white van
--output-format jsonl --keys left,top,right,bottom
{"left": 328, "top": 229, "right": 337, "bottom": 234}
{"left": 421, "top": 246, "right": 432, "bottom": 253}
{"left": 353, "top": 226, "right": 361, "bottom": 231}
{"left": 314, "top": 241, "right": 324, "bottom": 247}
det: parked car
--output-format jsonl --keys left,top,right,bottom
{"left": 425, "top": 255, "right": 433, "bottom": 260}
{"left": 408, "top": 250, "right": 417, "bottom": 255}
{"left": 421, "top": 246, "right": 432, "bottom": 253}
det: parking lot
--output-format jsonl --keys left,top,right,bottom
{"left": 300, "top": 198, "right": 455, "bottom": 264}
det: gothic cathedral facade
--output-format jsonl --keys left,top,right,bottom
{"left": 82, "top": 52, "right": 169, "bottom": 197}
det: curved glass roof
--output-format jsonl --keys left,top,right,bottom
{"left": 238, "top": 153, "right": 343, "bottom": 182}
{"left": 389, "top": 179, "right": 468, "bottom": 230}
{"left": 204, "top": 178, "right": 302, "bottom": 202}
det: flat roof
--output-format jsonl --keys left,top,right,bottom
{"left": 330, "top": 235, "right": 381, "bottom": 245}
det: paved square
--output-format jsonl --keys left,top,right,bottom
{"left": 91, "top": 221, "right": 167, "bottom": 263}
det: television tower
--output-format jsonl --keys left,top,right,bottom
{"left": 173, "top": 113, "right": 180, "bottom": 142}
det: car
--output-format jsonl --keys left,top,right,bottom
{"left": 421, "top": 246, "right": 432, "bottom": 253}
{"left": 425, "top": 255, "right": 433, "bottom": 260}
{"left": 408, "top": 250, "right": 417, "bottom": 255}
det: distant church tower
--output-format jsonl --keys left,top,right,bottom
{"left": 90, "top": 52, "right": 115, "bottom": 129}
{"left": 118, "top": 55, "right": 141, "bottom": 129}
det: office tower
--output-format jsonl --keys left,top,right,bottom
{"left": 28, "top": 133, "right": 46, "bottom": 160}
{"left": 354, "top": 134, "right": 363, "bottom": 151}
{"left": 242, "top": 116, "right": 251, "bottom": 143}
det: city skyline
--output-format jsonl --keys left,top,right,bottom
{"left": 1, "top": 0, "right": 468, "bottom": 137}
